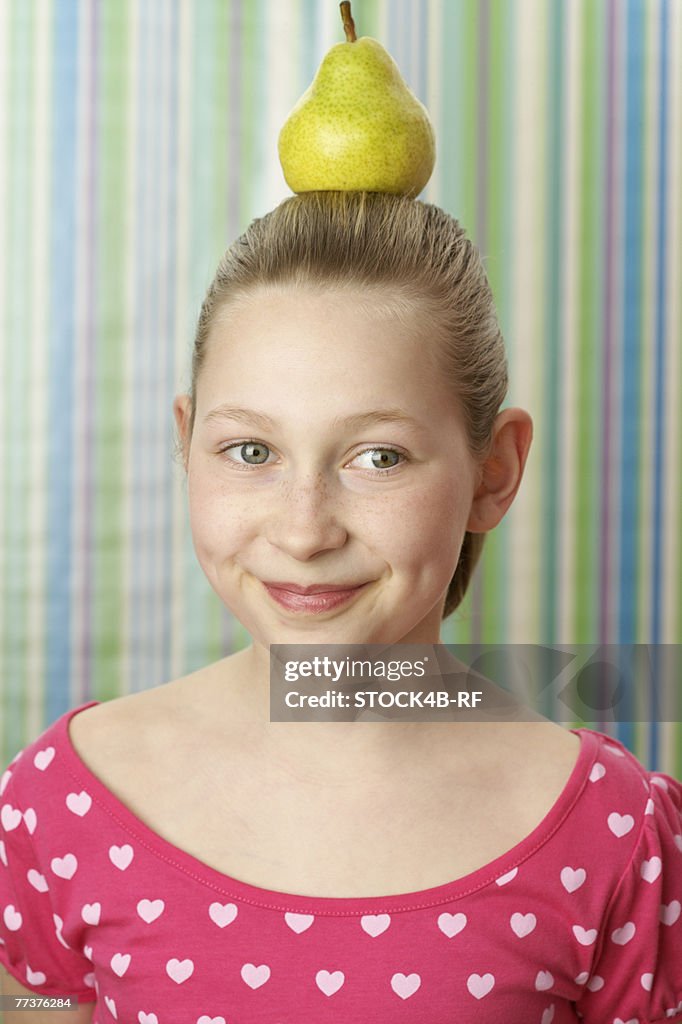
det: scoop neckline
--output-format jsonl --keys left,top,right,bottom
{"left": 55, "top": 699, "right": 597, "bottom": 916}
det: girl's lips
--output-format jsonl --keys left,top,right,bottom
{"left": 262, "top": 581, "right": 369, "bottom": 614}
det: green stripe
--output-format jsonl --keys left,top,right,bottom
{"left": 480, "top": 0, "right": 512, "bottom": 644}
{"left": 11, "top": 3, "right": 34, "bottom": 744}
{"left": 575, "top": 0, "right": 603, "bottom": 646}
{"left": 94, "top": 1, "right": 129, "bottom": 700}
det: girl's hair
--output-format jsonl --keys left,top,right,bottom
{"left": 176, "top": 190, "right": 508, "bottom": 620}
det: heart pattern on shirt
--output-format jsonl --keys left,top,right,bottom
{"left": 360, "top": 913, "right": 391, "bottom": 936}
{"left": 241, "top": 963, "right": 270, "bottom": 989}
{"left": 51, "top": 853, "right": 78, "bottom": 879}
{"left": 3, "top": 718, "right": 681, "bottom": 1019}
{"left": 111, "top": 952, "right": 131, "bottom": 976}
{"left": 82, "top": 902, "right": 101, "bottom": 925}
{"left": 33, "top": 746, "right": 55, "bottom": 771}
{"left": 611, "top": 921, "right": 636, "bottom": 944}
{"left": 510, "top": 912, "right": 536, "bottom": 937}
{"left": 607, "top": 812, "right": 634, "bottom": 837}
{"left": 467, "top": 973, "right": 494, "bottom": 998}
{"left": 316, "top": 969, "right": 344, "bottom": 995}
{"left": 27, "top": 869, "right": 48, "bottom": 892}
{"left": 208, "top": 902, "right": 238, "bottom": 928}
{"left": 0, "top": 804, "right": 22, "bottom": 831}
{"left": 437, "top": 912, "right": 467, "bottom": 937}
{"left": 109, "top": 844, "right": 134, "bottom": 870}
{"left": 641, "top": 856, "right": 662, "bottom": 882}
{"left": 560, "top": 866, "right": 587, "bottom": 892}
{"left": 661, "top": 900, "right": 681, "bottom": 925}
{"left": 391, "top": 972, "right": 421, "bottom": 999}
{"left": 137, "top": 899, "right": 165, "bottom": 923}
{"left": 66, "top": 791, "right": 92, "bottom": 816}
{"left": 572, "top": 925, "right": 598, "bottom": 945}
{"left": 166, "top": 958, "right": 194, "bottom": 984}
{"left": 284, "top": 911, "right": 314, "bottom": 933}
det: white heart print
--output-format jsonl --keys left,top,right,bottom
{"left": 510, "top": 912, "right": 536, "bottom": 937}
{"left": 316, "top": 969, "right": 345, "bottom": 996}
{"left": 34, "top": 746, "right": 55, "bottom": 771}
{"left": 66, "top": 791, "right": 92, "bottom": 816}
{"left": 23, "top": 808, "right": 37, "bottom": 834}
{"left": 572, "top": 925, "right": 598, "bottom": 945}
{"left": 560, "top": 866, "right": 586, "bottom": 892}
{"left": 51, "top": 853, "right": 77, "bottom": 879}
{"left": 641, "top": 856, "right": 662, "bottom": 882}
{"left": 28, "top": 869, "right": 48, "bottom": 892}
{"left": 241, "top": 963, "right": 270, "bottom": 989}
{"left": 612, "top": 921, "right": 636, "bottom": 945}
{"left": 390, "top": 973, "right": 421, "bottom": 999}
{"left": 26, "top": 966, "right": 47, "bottom": 986}
{"left": 661, "top": 900, "right": 681, "bottom": 925}
{"left": 109, "top": 844, "right": 134, "bottom": 870}
{"left": 82, "top": 903, "right": 101, "bottom": 925}
{"left": 111, "top": 952, "right": 131, "bottom": 977}
{"left": 166, "top": 958, "right": 194, "bottom": 984}
{"left": 495, "top": 867, "right": 518, "bottom": 885}
{"left": 0, "top": 804, "right": 22, "bottom": 831}
{"left": 360, "top": 914, "right": 390, "bottom": 936}
{"left": 209, "top": 902, "right": 238, "bottom": 928}
{"left": 467, "top": 973, "right": 494, "bottom": 998}
{"left": 437, "top": 912, "right": 467, "bottom": 938}
{"left": 3, "top": 905, "right": 22, "bottom": 931}
{"left": 607, "top": 812, "right": 635, "bottom": 837}
{"left": 284, "top": 911, "right": 314, "bottom": 933}
{"left": 137, "top": 899, "right": 165, "bottom": 923}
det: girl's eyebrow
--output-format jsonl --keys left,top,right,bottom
{"left": 202, "top": 404, "right": 422, "bottom": 431}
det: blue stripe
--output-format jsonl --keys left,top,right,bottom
{"left": 648, "top": 0, "right": 670, "bottom": 770}
{"left": 651, "top": 0, "right": 669, "bottom": 648}
{"left": 48, "top": 0, "right": 79, "bottom": 723}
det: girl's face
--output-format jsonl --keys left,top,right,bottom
{"left": 174, "top": 286, "right": 483, "bottom": 647}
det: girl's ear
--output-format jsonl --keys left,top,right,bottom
{"left": 466, "top": 408, "right": 533, "bottom": 534}
{"left": 172, "top": 394, "right": 193, "bottom": 472}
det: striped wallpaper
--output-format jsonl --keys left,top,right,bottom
{"left": 0, "top": 0, "right": 680, "bottom": 775}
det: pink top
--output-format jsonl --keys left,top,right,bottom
{"left": 1, "top": 700, "right": 681, "bottom": 1023}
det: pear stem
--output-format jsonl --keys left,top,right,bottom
{"left": 339, "top": 2, "right": 357, "bottom": 42}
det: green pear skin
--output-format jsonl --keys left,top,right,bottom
{"left": 278, "top": 36, "right": 436, "bottom": 198}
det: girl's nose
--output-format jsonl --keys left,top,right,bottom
{"left": 264, "top": 475, "right": 348, "bottom": 558}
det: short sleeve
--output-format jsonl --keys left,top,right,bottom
{"left": 0, "top": 754, "right": 95, "bottom": 998}
{"left": 574, "top": 769, "right": 682, "bottom": 1023}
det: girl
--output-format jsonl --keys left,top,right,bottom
{"left": 1, "top": 190, "right": 680, "bottom": 1022}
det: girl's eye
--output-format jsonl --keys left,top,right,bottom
{"left": 217, "top": 441, "right": 407, "bottom": 476}
{"left": 219, "top": 441, "right": 274, "bottom": 467}
{"left": 352, "top": 447, "right": 404, "bottom": 474}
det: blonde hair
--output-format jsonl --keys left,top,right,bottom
{"left": 176, "top": 190, "right": 508, "bottom": 619}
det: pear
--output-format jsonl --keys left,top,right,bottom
{"left": 278, "top": 2, "right": 435, "bottom": 198}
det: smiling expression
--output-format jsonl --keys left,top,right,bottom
{"left": 173, "top": 286, "right": 484, "bottom": 647}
